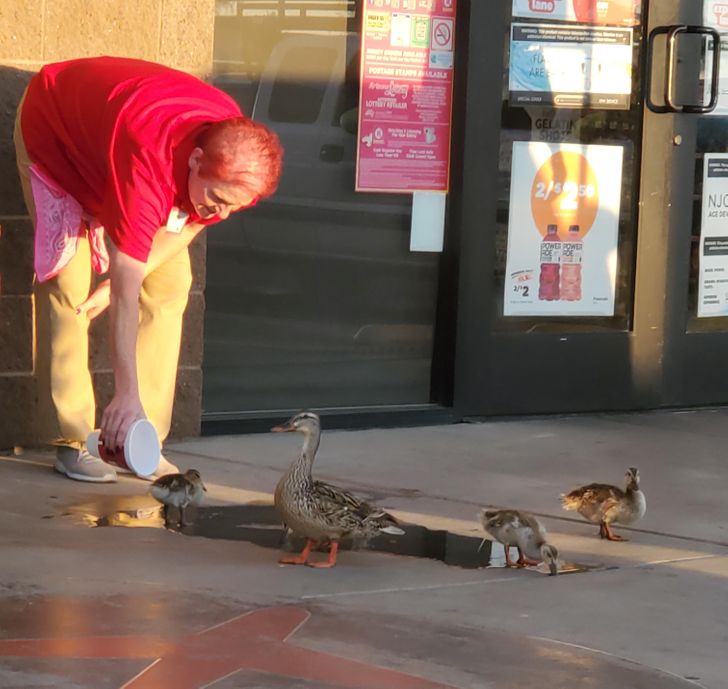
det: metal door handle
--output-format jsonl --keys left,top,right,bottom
{"left": 647, "top": 25, "right": 721, "bottom": 114}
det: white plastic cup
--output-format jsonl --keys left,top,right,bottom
{"left": 87, "top": 419, "right": 160, "bottom": 477}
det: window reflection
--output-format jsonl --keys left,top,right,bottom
{"left": 203, "top": 1, "right": 440, "bottom": 414}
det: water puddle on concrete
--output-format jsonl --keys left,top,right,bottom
{"left": 63, "top": 495, "right": 165, "bottom": 528}
{"left": 61, "top": 498, "right": 596, "bottom": 575}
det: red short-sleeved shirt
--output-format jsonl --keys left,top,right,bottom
{"left": 21, "top": 56, "right": 242, "bottom": 261}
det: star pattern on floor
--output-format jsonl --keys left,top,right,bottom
{"left": 0, "top": 605, "right": 459, "bottom": 689}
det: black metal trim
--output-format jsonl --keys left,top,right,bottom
{"left": 201, "top": 404, "right": 459, "bottom": 435}
{"left": 429, "top": 0, "right": 471, "bottom": 408}
{"left": 450, "top": 0, "right": 507, "bottom": 417}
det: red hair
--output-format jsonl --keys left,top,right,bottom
{"left": 197, "top": 117, "right": 283, "bottom": 199}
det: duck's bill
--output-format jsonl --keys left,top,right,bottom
{"left": 271, "top": 424, "right": 295, "bottom": 432}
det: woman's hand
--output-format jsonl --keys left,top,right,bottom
{"left": 100, "top": 393, "right": 146, "bottom": 452}
{"left": 75, "top": 279, "right": 111, "bottom": 319}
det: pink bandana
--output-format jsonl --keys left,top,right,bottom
{"left": 29, "top": 164, "right": 110, "bottom": 282}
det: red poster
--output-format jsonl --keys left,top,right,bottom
{"left": 356, "top": 0, "right": 456, "bottom": 193}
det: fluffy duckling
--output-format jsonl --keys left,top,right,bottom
{"left": 150, "top": 469, "right": 206, "bottom": 527}
{"left": 272, "top": 411, "right": 404, "bottom": 568}
{"left": 561, "top": 467, "right": 646, "bottom": 541}
{"left": 479, "top": 508, "right": 559, "bottom": 576}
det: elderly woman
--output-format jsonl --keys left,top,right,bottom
{"left": 14, "top": 56, "right": 283, "bottom": 482}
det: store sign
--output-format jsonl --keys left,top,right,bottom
{"left": 503, "top": 141, "right": 623, "bottom": 317}
{"left": 527, "top": 108, "right": 581, "bottom": 143}
{"left": 698, "top": 154, "right": 728, "bottom": 317}
{"left": 512, "top": 0, "right": 640, "bottom": 26}
{"left": 356, "top": 0, "right": 456, "bottom": 192}
{"left": 509, "top": 24, "right": 633, "bottom": 110}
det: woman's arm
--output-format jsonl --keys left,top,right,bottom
{"left": 101, "top": 247, "right": 146, "bottom": 451}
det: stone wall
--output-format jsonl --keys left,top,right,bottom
{"left": 0, "top": 0, "right": 215, "bottom": 447}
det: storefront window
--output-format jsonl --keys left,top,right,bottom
{"left": 203, "top": 1, "right": 440, "bottom": 414}
{"left": 493, "top": 6, "right": 645, "bottom": 333}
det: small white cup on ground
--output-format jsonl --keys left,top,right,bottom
{"left": 87, "top": 419, "right": 160, "bottom": 478}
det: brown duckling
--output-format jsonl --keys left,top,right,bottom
{"left": 150, "top": 469, "right": 206, "bottom": 527}
{"left": 479, "top": 508, "right": 559, "bottom": 575}
{"left": 561, "top": 467, "right": 646, "bottom": 541}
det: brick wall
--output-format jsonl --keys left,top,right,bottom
{"left": 0, "top": 0, "right": 215, "bottom": 448}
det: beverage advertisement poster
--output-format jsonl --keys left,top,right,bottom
{"left": 509, "top": 24, "right": 633, "bottom": 109}
{"left": 503, "top": 141, "right": 623, "bottom": 317}
{"left": 356, "top": 0, "right": 456, "bottom": 192}
{"left": 698, "top": 155, "right": 728, "bottom": 317}
{"left": 512, "top": 0, "right": 640, "bottom": 26}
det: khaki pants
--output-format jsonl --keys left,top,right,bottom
{"left": 14, "top": 93, "right": 192, "bottom": 448}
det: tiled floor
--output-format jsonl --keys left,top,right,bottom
{"left": 2, "top": 409, "right": 728, "bottom": 688}
{"left": 0, "top": 592, "right": 700, "bottom": 688}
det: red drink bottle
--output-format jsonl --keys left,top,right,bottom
{"left": 538, "top": 224, "right": 562, "bottom": 301}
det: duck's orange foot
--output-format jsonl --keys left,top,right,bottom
{"left": 603, "top": 524, "right": 628, "bottom": 542}
{"left": 306, "top": 541, "right": 339, "bottom": 568}
{"left": 279, "top": 538, "right": 314, "bottom": 565}
{"left": 279, "top": 556, "right": 309, "bottom": 565}
{"left": 517, "top": 558, "right": 541, "bottom": 567}
{"left": 516, "top": 548, "right": 540, "bottom": 567}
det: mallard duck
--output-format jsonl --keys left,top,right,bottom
{"left": 561, "top": 467, "right": 646, "bottom": 541}
{"left": 479, "top": 508, "right": 559, "bottom": 576}
{"left": 150, "top": 469, "right": 206, "bottom": 526}
{"left": 272, "top": 411, "right": 404, "bottom": 568}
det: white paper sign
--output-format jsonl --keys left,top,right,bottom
{"left": 698, "top": 154, "right": 728, "bottom": 317}
{"left": 503, "top": 141, "right": 623, "bottom": 317}
{"left": 509, "top": 24, "right": 633, "bottom": 110}
{"left": 410, "top": 191, "right": 446, "bottom": 252}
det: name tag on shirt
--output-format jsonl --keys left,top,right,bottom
{"left": 166, "top": 207, "right": 189, "bottom": 234}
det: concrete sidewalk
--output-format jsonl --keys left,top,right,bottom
{"left": 0, "top": 408, "right": 726, "bottom": 688}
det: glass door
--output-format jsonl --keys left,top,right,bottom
{"left": 454, "top": 0, "right": 728, "bottom": 417}
{"left": 648, "top": 0, "right": 728, "bottom": 405}
{"left": 454, "top": 0, "right": 648, "bottom": 415}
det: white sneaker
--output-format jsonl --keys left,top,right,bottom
{"left": 55, "top": 446, "right": 117, "bottom": 483}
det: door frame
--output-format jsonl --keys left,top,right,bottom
{"left": 451, "top": 0, "right": 726, "bottom": 418}
{"left": 452, "top": 0, "right": 639, "bottom": 416}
